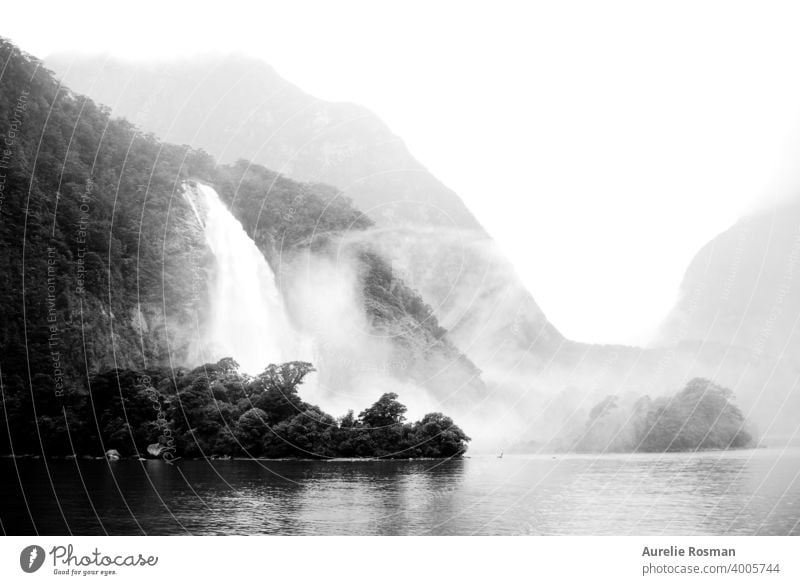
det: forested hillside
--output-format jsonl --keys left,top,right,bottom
{"left": 0, "top": 38, "right": 483, "bottom": 456}
{"left": 0, "top": 38, "right": 217, "bottom": 389}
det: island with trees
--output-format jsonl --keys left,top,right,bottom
{"left": 1, "top": 358, "right": 471, "bottom": 460}
{"left": 566, "top": 378, "right": 755, "bottom": 453}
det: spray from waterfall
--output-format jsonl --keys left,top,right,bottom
{"left": 178, "top": 182, "right": 451, "bottom": 430}
{"left": 183, "top": 182, "right": 308, "bottom": 374}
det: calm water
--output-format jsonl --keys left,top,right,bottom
{"left": 2, "top": 449, "right": 799, "bottom": 535}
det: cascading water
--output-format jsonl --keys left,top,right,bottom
{"left": 184, "top": 182, "right": 303, "bottom": 374}
{"left": 180, "top": 181, "right": 440, "bottom": 423}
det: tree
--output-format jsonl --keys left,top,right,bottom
{"left": 412, "top": 412, "right": 471, "bottom": 457}
{"left": 251, "top": 362, "right": 315, "bottom": 393}
{"left": 359, "top": 392, "right": 407, "bottom": 427}
{"left": 636, "top": 378, "right": 753, "bottom": 452}
{"left": 248, "top": 362, "right": 315, "bottom": 424}
{"left": 235, "top": 408, "right": 270, "bottom": 456}
{"left": 589, "top": 395, "right": 618, "bottom": 420}
{"left": 262, "top": 407, "right": 339, "bottom": 458}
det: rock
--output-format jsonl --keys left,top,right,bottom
{"left": 147, "top": 443, "right": 166, "bottom": 457}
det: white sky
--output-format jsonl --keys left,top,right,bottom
{"left": 5, "top": 0, "right": 800, "bottom": 344}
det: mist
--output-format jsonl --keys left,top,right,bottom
{"left": 179, "top": 183, "right": 449, "bottom": 429}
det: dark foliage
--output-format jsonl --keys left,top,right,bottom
{"left": 1, "top": 357, "right": 470, "bottom": 459}
{"left": 0, "top": 37, "right": 217, "bottom": 438}
{"left": 213, "top": 160, "right": 373, "bottom": 255}
{"left": 360, "top": 251, "right": 447, "bottom": 340}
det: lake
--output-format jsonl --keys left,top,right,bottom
{"left": 2, "top": 448, "right": 799, "bottom": 535}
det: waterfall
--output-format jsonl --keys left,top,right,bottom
{"left": 184, "top": 182, "right": 303, "bottom": 374}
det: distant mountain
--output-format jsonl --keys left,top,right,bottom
{"left": 45, "top": 53, "right": 480, "bottom": 229}
{"left": 657, "top": 199, "right": 800, "bottom": 355}
{"left": 653, "top": 198, "right": 800, "bottom": 441}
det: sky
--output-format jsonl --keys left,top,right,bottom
{"left": 5, "top": 0, "right": 800, "bottom": 344}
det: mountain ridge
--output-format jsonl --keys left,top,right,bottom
{"left": 44, "top": 51, "right": 486, "bottom": 231}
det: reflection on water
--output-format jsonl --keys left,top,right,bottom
{"left": 1, "top": 449, "right": 799, "bottom": 535}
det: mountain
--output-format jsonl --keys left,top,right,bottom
{"left": 43, "top": 53, "right": 570, "bottom": 390}
{"left": 0, "top": 38, "right": 487, "bottom": 457}
{"left": 43, "top": 50, "right": 793, "bottom": 446}
{"left": 657, "top": 198, "right": 800, "bottom": 356}
{"left": 653, "top": 198, "right": 800, "bottom": 441}
{"left": 44, "top": 53, "right": 480, "bottom": 229}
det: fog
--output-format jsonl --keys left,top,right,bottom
{"left": 180, "top": 183, "right": 447, "bottom": 427}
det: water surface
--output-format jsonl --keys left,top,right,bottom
{"left": 2, "top": 449, "right": 798, "bottom": 535}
